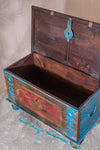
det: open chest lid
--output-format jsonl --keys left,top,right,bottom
{"left": 31, "top": 6, "right": 100, "bottom": 79}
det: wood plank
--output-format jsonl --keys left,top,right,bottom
{"left": 35, "top": 42, "right": 65, "bottom": 62}
{"left": 33, "top": 53, "right": 98, "bottom": 92}
{"left": 68, "top": 54, "right": 100, "bottom": 75}
{"left": 33, "top": 6, "right": 100, "bottom": 76}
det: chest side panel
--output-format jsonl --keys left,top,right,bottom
{"left": 79, "top": 89, "right": 100, "bottom": 139}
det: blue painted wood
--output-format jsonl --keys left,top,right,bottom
{"left": 66, "top": 108, "right": 75, "bottom": 138}
{"left": 6, "top": 75, "right": 15, "bottom": 101}
{"left": 79, "top": 89, "right": 100, "bottom": 138}
{"left": 12, "top": 104, "right": 20, "bottom": 110}
{"left": 70, "top": 141, "right": 81, "bottom": 149}
{"left": 64, "top": 20, "right": 73, "bottom": 42}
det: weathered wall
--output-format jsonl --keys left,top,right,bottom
{"left": 0, "top": 0, "right": 100, "bottom": 92}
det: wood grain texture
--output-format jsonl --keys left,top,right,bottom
{"left": 32, "top": 6, "right": 100, "bottom": 77}
{"left": 33, "top": 53, "right": 97, "bottom": 92}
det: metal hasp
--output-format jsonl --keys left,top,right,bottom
{"left": 64, "top": 19, "right": 73, "bottom": 42}
{"left": 64, "top": 19, "right": 73, "bottom": 62}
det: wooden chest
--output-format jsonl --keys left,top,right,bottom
{"left": 4, "top": 6, "right": 100, "bottom": 147}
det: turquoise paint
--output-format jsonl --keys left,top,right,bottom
{"left": 67, "top": 109, "right": 74, "bottom": 119}
{"left": 19, "top": 117, "right": 31, "bottom": 125}
{"left": 4, "top": 70, "right": 78, "bottom": 112}
{"left": 30, "top": 125, "right": 44, "bottom": 134}
{"left": 86, "top": 135, "right": 88, "bottom": 143}
{"left": 4, "top": 70, "right": 35, "bottom": 88}
{"left": 41, "top": 129, "right": 68, "bottom": 144}
{"left": 57, "top": 128, "right": 89, "bottom": 144}
{"left": 19, "top": 117, "right": 44, "bottom": 134}
{"left": 78, "top": 116, "right": 100, "bottom": 144}
{"left": 76, "top": 146, "right": 82, "bottom": 150}
{"left": 85, "top": 135, "right": 89, "bottom": 146}
{"left": 36, "top": 122, "right": 41, "bottom": 126}
{"left": 79, "top": 89, "right": 100, "bottom": 111}
{"left": 81, "top": 104, "right": 97, "bottom": 121}
{"left": 64, "top": 20, "right": 73, "bottom": 42}
{"left": 12, "top": 104, "right": 20, "bottom": 110}
{"left": 66, "top": 109, "right": 74, "bottom": 138}
{"left": 70, "top": 141, "right": 81, "bottom": 149}
{"left": 46, "top": 131, "right": 68, "bottom": 144}
{"left": 80, "top": 89, "right": 100, "bottom": 138}
{"left": 34, "top": 141, "right": 41, "bottom": 145}
{"left": 87, "top": 105, "right": 97, "bottom": 118}
{"left": 57, "top": 129, "right": 79, "bottom": 144}
{"left": 6, "top": 75, "right": 15, "bottom": 100}
{"left": 19, "top": 116, "right": 69, "bottom": 144}
{"left": 80, "top": 110, "right": 100, "bottom": 135}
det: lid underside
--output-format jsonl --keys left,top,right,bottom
{"left": 31, "top": 6, "right": 100, "bottom": 78}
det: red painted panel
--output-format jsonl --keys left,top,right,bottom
{"left": 18, "top": 88, "right": 61, "bottom": 123}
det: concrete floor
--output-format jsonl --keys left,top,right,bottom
{"left": 0, "top": 90, "right": 100, "bottom": 150}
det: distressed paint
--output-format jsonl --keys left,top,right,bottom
{"left": 46, "top": 131, "right": 68, "bottom": 144}
{"left": 30, "top": 125, "right": 44, "bottom": 134}
{"left": 70, "top": 141, "right": 81, "bottom": 149}
{"left": 6, "top": 98, "right": 79, "bottom": 143}
{"left": 6, "top": 98, "right": 96, "bottom": 144}
{"left": 79, "top": 89, "right": 100, "bottom": 139}
{"left": 79, "top": 89, "right": 100, "bottom": 111}
{"left": 64, "top": 20, "right": 73, "bottom": 42}
{"left": 16, "top": 87, "right": 62, "bottom": 127}
{"left": 4, "top": 70, "right": 78, "bottom": 112}
{"left": 17, "top": 88, "right": 61, "bottom": 124}
{"left": 66, "top": 109, "right": 74, "bottom": 138}
{"left": 34, "top": 141, "right": 41, "bottom": 145}
{"left": 19, "top": 117, "right": 31, "bottom": 125}
{"left": 19, "top": 116, "right": 69, "bottom": 144}
{"left": 12, "top": 104, "right": 20, "bottom": 110}
{"left": 6, "top": 75, "right": 15, "bottom": 100}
